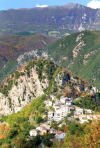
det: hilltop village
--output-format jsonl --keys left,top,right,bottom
{"left": 0, "top": 60, "right": 99, "bottom": 136}
{"left": 0, "top": 59, "right": 100, "bottom": 147}
{"left": 29, "top": 85, "right": 99, "bottom": 141}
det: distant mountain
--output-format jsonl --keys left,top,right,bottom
{"left": 45, "top": 30, "right": 100, "bottom": 89}
{"left": 0, "top": 3, "right": 100, "bottom": 36}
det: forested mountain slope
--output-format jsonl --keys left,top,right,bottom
{"left": 1, "top": 30, "right": 100, "bottom": 89}
{"left": 46, "top": 30, "right": 100, "bottom": 89}
{"left": 0, "top": 34, "right": 53, "bottom": 82}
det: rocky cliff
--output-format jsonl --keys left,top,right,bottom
{"left": 0, "top": 59, "right": 89, "bottom": 115}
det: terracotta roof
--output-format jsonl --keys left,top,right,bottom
{"left": 88, "top": 115, "right": 94, "bottom": 118}
{"left": 56, "top": 108, "right": 60, "bottom": 110}
{"left": 75, "top": 106, "right": 82, "bottom": 109}
{"left": 78, "top": 114, "right": 87, "bottom": 117}
{"left": 96, "top": 115, "right": 100, "bottom": 118}
{"left": 66, "top": 101, "right": 72, "bottom": 103}
{"left": 56, "top": 131, "right": 63, "bottom": 135}
{"left": 74, "top": 114, "right": 79, "bottom": 117}
{"left": 71, "top": 105, "right": 76, "bottom": 107}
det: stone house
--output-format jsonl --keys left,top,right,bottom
{"left": 29, "top": 129, "right": 40, "bottom": 137}
{"left": 44, "top": 100, "right": 52, "bottom": 106}
{"left": 36, "top": 126, "right": 43, "bottom": 131}
{"left": 78, "top": 114, "right": 87, "bottom": 124}
{"left": 66, "top": 100, "right": 73, "bottom": 106}
{"left": 60, "top": 96, "right": 68, "bottom": 104}
{"left": 41, "top": 128, "right": 47, "bottom": 135}
{"left": 40, "top": 122, "right": 51, "bottom": 129}
{"left": 87, "top": 115, "right": 95, "bottom": 120}
{"left": 50, "top": 128, "right": 57, "bottom": 134}
{"left": 50, "top": 95, "right": 56, "bottom": 100}
{"left": 55, "top": 131, "right": 66, "bottom": 141}
{"left": 56, "top": 105, "right": 71, "bottom": 116}
{"left": 96, "top": 115, "right": 100, "bottom": 120}
{"left": 48, "top": 111, "right": 54, "bottom": 120}
{"left": 85, "top": 109, "right": 93, "bottom": 114}
{"left": 87, "top": 115, "right": 100, "bottom": 120}
{"left": 75, "top": 106, "right": 83, "bottom": 114}
{"left": 53, "top": 105, "right": 60, "bottom": 111}
{"left": 47, "top": 119, "right": 52, "bottom": 125}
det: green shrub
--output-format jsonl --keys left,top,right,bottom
{"left": 15, "top": 71, "right": 20, "bottom": 79}
{"left": 36, "top": 116, "right": 43, "bottom": 124}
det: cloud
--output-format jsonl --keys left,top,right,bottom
{"left": 36, "top": 4, "right": 48, "bottom": 8}
{"left": 87, "top": 0, "right": 100, "bottom": 9}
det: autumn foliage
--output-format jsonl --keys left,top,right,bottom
{"left": 0, "top": 125, "right": 11, "bottom": 140}
{"left": 63, "top": 120, "right": 100, "bottom": 148}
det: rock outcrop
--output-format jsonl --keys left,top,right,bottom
{"left": 0, "top": 59, "right": 90, "bottom": 115}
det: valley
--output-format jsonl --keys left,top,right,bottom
{"left": 1, "top": 2, "right": 100, "bottom": 148}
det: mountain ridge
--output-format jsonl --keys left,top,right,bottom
{"left": 0, "top": 2, "right": 88, "bottom": 11}
{"left": 44, "top": 30, "right": 100, "bottom": 89}
{"left": 0, "top": 3, "right": 99, "bottom": 36}
{"left": 1, "top": 30, "right": 100, "bottom": 89}
{"left": 0, "top": 34, "right": 53, "bottom": 73}
{"left": 3, "top": 3, "right": 86, "bottom": 11}
{"left": 0, "top": 58, "right": 90, "bottom": 115}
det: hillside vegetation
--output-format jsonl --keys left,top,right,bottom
{"left": 45, "top": 30, "right": 100, "bottom": 89}
{"left": 0, "top": 94, "right": 47, "bottom": 147}
{"left": 0, "top": 34, "right": 53, "bottom": 82}
{"left": 52, "top": 120, "right": 100, "bottom": 148}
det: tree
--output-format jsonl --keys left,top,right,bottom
{"left": 83, "top": 107, "right": 85, "bottom": 114}
{"left": 67, "top": 122, "right": 79, "bottom": 135}
{"left": 36, "top": 116, "right": 43, "bottom": 124}
{"left": 58, "top": 124, "right": 65, "bottom": 131}
{"left": 57, "top": 92, "right": 62, "bottom": 100}
{"left": 42, "top": 137, "right": 53, "bottom": 147}
{"left": 38, "top": 106, "right": 45, "bottom": 114}
{"left": 6, "top": 127, "right": 19, "bottom": 139}
{"left": 43, "top": 116, "right": 48, "bottom": 122}
{"left": 15, "top": 71, "right": 20, "bottom": 79}
{"left": 64, "top": 121, "right": 100, "bottom": 148}
{"left": 31, "top": 135, "right": 41, "bottom": 146}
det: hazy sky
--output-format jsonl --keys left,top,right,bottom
{"left": 1, "top": 0, "right": 100, "bottom": 10}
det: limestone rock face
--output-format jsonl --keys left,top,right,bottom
{"left": 0, "top": 65, "right": 49, "bottom": 115}
{"left": 73, "top": 40, "right": 86, "bottom": 58}
{"left": 0, "top": 59, "right": 90, "bottom": 116}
